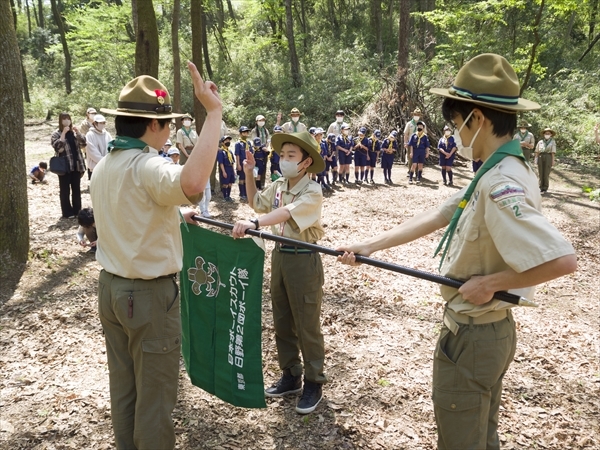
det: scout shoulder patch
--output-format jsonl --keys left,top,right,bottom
{"left": 490, "top": 183, "right": 526, "bottom": 211}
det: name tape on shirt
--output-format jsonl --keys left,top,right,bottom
{"left": 490, "top": 183, "right": 525, "bottom": 209}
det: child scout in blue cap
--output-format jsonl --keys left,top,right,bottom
{"left": 336, "top": 124, "right": 353, "bottom": 184}
{"left": 380, "top": 131, "right": 398, "bottom": 184}
{"left": 353, "top": 127, "right": 370, "bottom": 184}
{"left": 324, "top": 133, "right": 338, "bottom": 186}
{"left": 407, "top": 120, "right": 430, "bottom": 184}
{"left": 232, "top": 131, "right": 327, "bottom": 415}
{"left": 438, "top": 125, "right": 457, "bottom": 186}
{"left": 252, "top": 137, "right": 269, "bottom": 190}
{"left": 235, "top": 126, "right": 252, "bottom": 200}
{"left": 337, "top": 53, "right": 576, "bottom": 450}
{"left": 217, "top": 135, "right": 235, "bottom": 202}
{"left": 367, "top": 129, "right": 381, "bottom": 183}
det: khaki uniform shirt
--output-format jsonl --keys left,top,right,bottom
{"left": 252, "top": 175, "right": 324, "bottom": 243}
{"left": 176, "top": 127, "right": 198, "bottom": 150}
{"left": 513, "top": 131, "right": 535, "bottom": 149}
{"left": 536, "top": 138, "right": 556, "bottom": 153}
{"left": 281, "top": 121, "right": 307, "bottom": 134}
{"left": 90, "top": 146, "right": 201, "bottom": 279}
{"left": 438, "top": 156, "right": 574, "bottom": 317}
{"left": 327, "top": 121, "right": 348, "bottom": 137}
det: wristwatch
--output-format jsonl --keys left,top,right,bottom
{"left": 250, "top": 218, "right": 260, "bottom": 230}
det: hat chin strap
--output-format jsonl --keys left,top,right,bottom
{"left": 118, "top": 101, "right": 173, "bottom": 113}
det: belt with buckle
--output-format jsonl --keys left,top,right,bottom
{"left": 276, "top": 243, "right": 315, "bottom": 254}
{"left": 443, "top": 307, "right": 509, "bottom": 335}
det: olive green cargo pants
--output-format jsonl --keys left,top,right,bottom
{"left": 98, "top": 270, "right": 181, "bottom": 450}
{"left": 270, "top": 249, "right": 327, "bottom": 384}
{"left": 432, "top": 311, "right": 516, "bottom": 450}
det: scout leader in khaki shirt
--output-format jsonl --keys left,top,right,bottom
{"left": 438, "top": 155, "right": 575, "bottom": 317}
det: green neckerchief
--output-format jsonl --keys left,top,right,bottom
{"left": 182, "top": 126, "right": 192, "bottom": 140}
{"left": 433, "top": 139, "right": 525, "bottom": 270}
{"left": 518, "top": 131, "right": 528, "bottom": 140}
{"left": 107, "top": 136, "right": 149, "bottom": 153}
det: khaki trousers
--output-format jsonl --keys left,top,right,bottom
{"left": 270, "top": 250, "right": 327, "bottom": 384}
{"left": 98, "top": 270, "right": 181, "bottom": 450}
{"left": 537, "top": 153, "right": 553, "bottom": 191}
{"left": 432, "top": 311, "right": 516, "bottom": 450}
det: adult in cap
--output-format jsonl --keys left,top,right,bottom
{"left": 251, "top": 114, "right": 270, "bottom": 146}
{"left": 232, "top": 131, "right": 327, "bottom": 415}
{"left": 534, "top": 127, "right": 557, "bottom": 193}
{"left": 337, "top": 53, "right": 576, "bottom": 449}
{"left": 235, "top": 126, "right": 253, "bottom": 200}
{"left": 176, "top": 113, "right": 197, "bottom": 165}
{"left": 281, "top": 107, "right": 307, "bottom": 133}
{"left": 85, "top": 113, "right": 112, "bottom": 181}
{"left": 80, "top": 107, "right": 97, "bottom": 136}
{"left": 403, "top": 107, "right": 427, "bottom": 165}
{"left": 513, "top": 119, "right": 535, "bottom": 161}
{"left": 92, "top": 62, "right": 222, "bottom": 450}
{"left": 326, "top": 109, "right": 348, "bottom": 138}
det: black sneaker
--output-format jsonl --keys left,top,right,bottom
{"left": 295, "top": 380, "right": 323, "bottom": 414}
{"left": 265, "top": 369, "right": 302, "bottom": 398}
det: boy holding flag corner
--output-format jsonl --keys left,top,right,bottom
{"left": 232, "top": 131, "right": 327, "bottom": 415}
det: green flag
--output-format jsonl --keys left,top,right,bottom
{"left": 180, "top": 225, "right": 266, "bottom": 408}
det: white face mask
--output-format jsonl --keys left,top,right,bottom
{"left": 96, "top": 123, "right": 106, "bottom": 131}
{"left": 291, "top": 116, "right": 299, "bottom": 123}
{"left": 454, "top": 110, "right": 482, "bottom": 161}
{"left": 544, "top": 134, "right": 552, "bottom": 139}
{"left": 280, "top": 159, "right": 305, "bottom": 178}
{"left": 62, "top": 119, "right": 71, "bottom": 127}
{"left": 257, "top": 121, "right": 265, "bottom": 127}
{"left": 413, "top": 116, "right": 420, "bottom": 122}
{"left": 520, "top": 128, "right": 527, "bottom": 133}
{"left": 183, "top": 120, "right": 192, "bottom": 127}
{"left": 336, "top": 116, "right": 343, "bottom": 123}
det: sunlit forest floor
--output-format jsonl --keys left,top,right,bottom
{"left": 1, "top": 122, "right": 598, "bottom": 449}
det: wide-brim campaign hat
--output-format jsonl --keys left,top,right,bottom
{"left": 271, "top": 131, "right": 325, "bottom": 174}
{"left": 289, "top": 107, "right": 302, "bottom": 116}
{"left": 101, "top": 75, "right": 184, "bottom": 119}
{"left": 542, "top": 127, "right": 555, "bottom": 136}
{"left": 411, "top": 108, "right": 422, "bottom": 116}
{"left": 518, "top": 120, "right": 531, "bottom": 127}
{"left": 182, "top": 113, "right": 194, "bottom": 121}
{"left": 430, "top": 53, "right": 540, "bottom": 113}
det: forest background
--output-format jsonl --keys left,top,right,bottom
{"left": 9, "top": 0, "right": 600, "bottom": 151}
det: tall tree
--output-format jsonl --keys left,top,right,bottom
{"left": 201, "top": 8, "right": 213, "bottom": 79}
{"left": 37, "top": 0, "right": 44, "bottom": 28}
{"left": 10, "top": 0, "right": 31, "bottom": 103}
{"left": 285, "top": 0, "right": 301, "bottom": 87}
{"left": 191, "top": 0, "right": 206, "bottom": 127}
{"left": 50, "top": 0, "right": 72, "bottom": 94}
{"left": 0, "top": 0, "right": 29, "bottom": 270}
{"left": 396, "top": 0, "right": 410, "bottom": 98}
{"left": 172, "top": 0, "right": 182, "bottom": 128}
{"left": 520, "top": 0, "right": 545, "bottom": 95}
{"left": 134, "top": 0, "right": 159, "bottom": 77}
{"left": 370, "top": 0, "right": 383, "bottom": 65}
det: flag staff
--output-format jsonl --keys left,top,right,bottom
{"left": 191, "top": 215, "right": 538, "bottom": 307}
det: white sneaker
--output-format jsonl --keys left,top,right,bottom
{"left": 201, "top": 211, "right": 212, "bottom": 218}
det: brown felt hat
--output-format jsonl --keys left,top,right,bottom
{"left": 100, "top": 75, "right": 184, "bottom": 119}
{"left": 430, "top": 53, "right": 540, "bottom": 113}
{"left": 518, "top": 120, "right": 531, "bottom": 128}
{"left": 411, "top": 108, "right": 422, "bottom": 116}
{"left": 271, "top": 131, "right": 325, "bottom": 174}
{"left": 542, "top": 127, "right": 555, "bottom": 136}
{"left": 289, "top": 107, "right": 302, "bottom": 116}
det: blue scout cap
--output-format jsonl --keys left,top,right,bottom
{"left": 239, "top": 126, "right": 250, "bottom": 133}
{"left": 391, "top": 130, "right": 398, "bottom": 137}
{"left": 327, "top": 133, "right": 336, "bottom": 141}
{"left": 374, "top": 130, "right": 381, "bottom": 138}
{"left": 253, "top": 137, "right": 262, "bottom": 146}
{"left": 341, "top": 124, "right": 350, "bottom": 130}
{"left": 273, "top": 125, "right": 283, "bottom": 133}
{"left": 359, "top": 127, "right": 367, "bottom": 134}
{"left": 309, "top": 127, "right": 316, "bottom": 135}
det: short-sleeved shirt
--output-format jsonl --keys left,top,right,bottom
{"left": 354, "top": 136, "right": 370, "bottom": 154}
{"left": 438, "top": 136, "right": 456, "bottom": 153}
{"left": 513, "top": 131, "right": 535, "bottom": 148}
{"left": 536, "top": 139, "right": 556, "bottom": 153}
{"left": 370, "top": 138, "right": 381, "bottom": 153}
{"left": 176, "top": 127, "right": 198, "bottom": 149}
{"left": 252, "top": 175, "right": 324, "bottom": 243}
{"left": 381, "top": 138, "right": 398, "bottom": 154}
{"left": 438, "top": 156, "right": 574, "bottom": 317}
{"left": 327, "top": 121, "right": 348, "bottom": 137}
{"left": 408, "top": 133, "right": 430, "bottom": 152}
{"left": 281, "top": 121, "right": 307, "bottom": 134}
{"left": 217, "top": 147, "right": 235, "bottom": 167}
{"left": 90, "top": 146, "right": 201, "bottom": 279}
{"left": 403, "top": 120, "right": 427, "bottom": 144}
{"left": 235, "top": 139, "right": 251, "bottom": 168}
{"left": 335, "top": 134, "right": 353, "bottom": 153}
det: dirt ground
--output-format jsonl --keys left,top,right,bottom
{"left": 1, "top": 122, "right": 599, "bottom": 450}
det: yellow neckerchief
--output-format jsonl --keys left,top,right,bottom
{"left": 386, "top": 138, "right": 394, "bottom": 153}
{"left": 416, "top": 130, "right": 425, "bottom": 147}
{"left": 370, "top": 135, "right": 379, "bottom": 152}
{"left": 221, "top": 145, "right": 234, "bottom": 163}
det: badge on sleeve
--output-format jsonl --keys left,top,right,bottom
{"left": 490, "top": 183, "right": 525, "bottom": 217}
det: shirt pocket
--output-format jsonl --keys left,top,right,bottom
{"left": 450, "top": 222, "right": 481, "bottom": 276}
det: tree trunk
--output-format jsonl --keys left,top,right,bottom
{"left": 201, "top": 8, "right": 213, "bottom": 79}
{"left": 172, "top": 0, "right": 182, "bottom": 128}
{"left": 134, "top": 0, "right": 159, "bottom": 78}
{"left": 396, "top": 0, "right": 410, "bottom": 97}
{"left": 37, "top": 0, "right": 43, "bottom": 28}
{"left": 191, "top": 0, "right": 206, "bottom": 128}
{"left": 370, "top": 0, "right": 382, "bottom": 65}
{"left": 0, "top": 0, "right": 29, "bottom": 269}
{"left": 423, "top": 0, "right": 435, "bottom": 60}
{"left": 226, "top": 0, "right": 236, "bottom": 24}
{"left": 26, "top": 0, "right": 32, "bottom": 37}
{"left": 520, "top": 0, "right": 544, "bottom": 95}
{"left": 285, "top": 0, "right": 301, "bottom": 87}
{"left": 590, "top": 0, "right": 598, "bottom": 43}
{"left": 50, "top": 0, "right": 71, "bottom": 94}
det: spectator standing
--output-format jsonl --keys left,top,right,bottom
{"left": 176, "top": 113, "right": 198, "bottom": 165}
{"left": 51, "top": 112, "right": 87, "bottom": 219}
{"left": 85, "top": 114, "right": 112, "bottom": 180}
